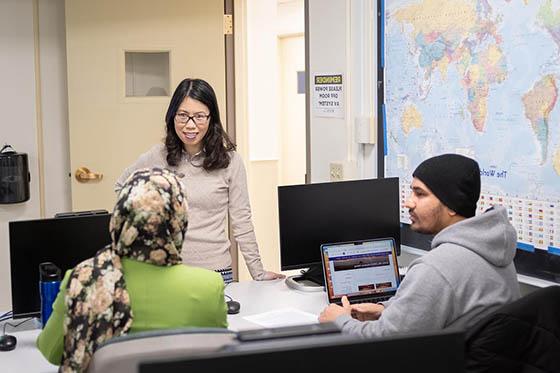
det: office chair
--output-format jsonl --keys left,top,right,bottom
{"left": 87, "top": 327, "right": 237, "bottom": 373}
{"left": 139, "top": 329, "right": 465, "bottom": 373}
{"left": 465, "top": 285, "right": 560, "bottom": 373}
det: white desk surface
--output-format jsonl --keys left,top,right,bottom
{"left": 1, "top": 329, "right": 56, "bottom": 373}
{"left": 2, "top": 279, "right": 328, "bottom": 373}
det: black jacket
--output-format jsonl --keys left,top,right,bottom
{"left": 465, "top": 285, "right": 560, "bottom": 373}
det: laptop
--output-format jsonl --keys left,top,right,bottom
{"left": 321, "top": 237, "right": 401, "bottom": 305}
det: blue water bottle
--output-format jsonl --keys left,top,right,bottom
{"left": 39, "top": 262, "right": 61, "bottom": 328}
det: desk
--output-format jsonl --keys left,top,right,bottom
{"left": 2, "top": 279, "right": 328, "bottom": 373}
{"left": 2, "top": 330, "right": 56, "bottom": 373}
{"left": 225, "top": 278, "right": 327, "bottom": 331}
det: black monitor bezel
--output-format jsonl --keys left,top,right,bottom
{"left": 277, "top": 178, "right": 401, "bottom": 272}
{"left": 8, "top": 213, "right": 112, "bottom": 319}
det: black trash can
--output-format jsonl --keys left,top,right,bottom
{"left": 0, "top": 144, "right": 30, "bottom": 204}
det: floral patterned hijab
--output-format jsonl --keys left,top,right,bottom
{"left": 60, "top": 168, "right": 188, "bottom": 372}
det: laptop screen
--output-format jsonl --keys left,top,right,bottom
{"left": 321, "top": 238, "right": 400, "bottom": 304}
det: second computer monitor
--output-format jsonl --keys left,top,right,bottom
{"left": 277, "top": 177, "right": 400, "bottom": 274}
{"left": 9, "top": 213, "right": 112, "bottom": 318}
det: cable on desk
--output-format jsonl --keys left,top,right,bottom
{"left": 223, "top": 281, "right": 241, "bottom": 314}
{"left": 2, "top": 317, "right": 34, "bottom": 336}
{"left": 0, "top": 310, "right": 13, "bottom": 322}
{"left": 224, "top": 279, "right": 238, "bottom": 301}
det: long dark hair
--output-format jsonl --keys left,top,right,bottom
{"left": 165, "top": 78, "right": 235, "bottom": 170}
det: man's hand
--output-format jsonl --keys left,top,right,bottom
{"left": 319, "top": 296, "right": 352, "bottom": 323}
{"left": 350, "top": 302, "right": 385, "bottom": 321}
{"left": 259, "top": 270, "right": 286, "bottom": 280}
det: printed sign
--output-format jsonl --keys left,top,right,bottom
{"left": 313, "top": 73, "right": 344, "bottom": 118}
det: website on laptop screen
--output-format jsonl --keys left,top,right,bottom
{"left": 322, "top": 239, "right": 400, "bottom": 302}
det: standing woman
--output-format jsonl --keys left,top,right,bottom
{"left": 116, "top": 78, "right": 284, "bottom": 283}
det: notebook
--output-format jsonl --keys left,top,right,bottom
{"left": 321, "top": 238, "right": 401, "bottom": 305}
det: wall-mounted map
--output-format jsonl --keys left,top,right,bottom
{"left": 383, "top": 0, "right": 560, "bottom": 257}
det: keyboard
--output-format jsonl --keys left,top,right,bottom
{"left": 355, "top": 295, "right": 392, "bottom": 304}
{"left": 335, "top": 295, "right": 392, "bottom": 306}
{"left": 236, "top": 322, "right": 340, "bottom": 342}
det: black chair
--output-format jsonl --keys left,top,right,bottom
{"left": 140, "top": 329, "right": 465, "bottom": 373}
{"left": 465, "top": 286, "right": 560, "bottom": 373}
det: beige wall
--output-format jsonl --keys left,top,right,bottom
{"left": 241, "top": 160, "right": 281, "bottom": 279}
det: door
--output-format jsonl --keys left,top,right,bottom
{"left": 66, "top": 0, "right": 227, "bottom": 211}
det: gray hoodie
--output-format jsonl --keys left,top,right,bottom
{"left": 335, "top": 206, "right": 521, "bottom": 338}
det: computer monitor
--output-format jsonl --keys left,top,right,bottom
{"left": 8, "top": 213, "right": 112, "bottom": 319}
{"left": 277, "top": 178, "right": 400, "bottom": 288}
{"left": 139, "top": 329, "right": 465, "bottom": 372}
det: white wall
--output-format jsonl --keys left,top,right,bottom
{"left": 38, "top": 0, "right": 71, "bottom": 218}
{"left": 246, "top": 0, "right": 280, "bottom": 161}
{"left": 277, "top": 0, "right": 304, "bottom": 36}
{"left": 350, "top": 0, "right": 378, "bottom": 178}
{"left": 307, "top": 0, "right": 378, "bottom": 182}
{"left": 0, "top": 0, "right": 70, "bottom": 310}
{"left": 279, "top": 35, "right": 306, "bottom": 186}
{"left": 278, "top": 1, "right": 305, "bottom": 186}
{"left": 244, "top": 0, "right": 304, "bottom": 163}
{"left": 0, "top": 0, "right": 40, "bottom": 311}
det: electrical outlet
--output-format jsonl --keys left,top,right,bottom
{"left": 330, "top": 162, "right": 343, "bottom": 181}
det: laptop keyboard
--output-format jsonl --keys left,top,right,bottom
{"left": 350, "top": 295, "right": 392, "bottom": 304}
{"left": 334, "top": 295, "right": 392, "bottom": 306}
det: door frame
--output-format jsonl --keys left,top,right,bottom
{"left": 225, "top": 0, "right": 239, "bottom": 280}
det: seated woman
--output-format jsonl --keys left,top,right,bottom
{"left": 37, "top": 168, "right": 227, "bottom": 371}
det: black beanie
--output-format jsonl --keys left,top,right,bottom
{"left": 412, "top": 154, "right": 481, "bottom": 218}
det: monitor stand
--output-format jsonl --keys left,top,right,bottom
{"left": 285, "top": 264, "right": 324, "bottom": 292}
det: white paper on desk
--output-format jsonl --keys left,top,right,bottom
{"left": 243, "top": 308, "right": 319, "bottom": 328}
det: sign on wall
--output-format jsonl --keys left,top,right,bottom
{"left": 312, "top": 73, "right": 344, "bottom": 118}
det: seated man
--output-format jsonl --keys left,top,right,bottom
{"left": 319, "top": 154, "right": 520, "bottom": 337}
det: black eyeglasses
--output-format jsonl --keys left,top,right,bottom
{"left": 175, "top": 112, "right": 210, "bottom": 125}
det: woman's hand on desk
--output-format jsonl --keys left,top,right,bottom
{"left": 350, "top": 303, "right": 385, "bottom": 321}
{"left": 318, "top": 296, "right": 352, "bottom": 323}
{"left": 259, "top": 270, "right": 286, "bottom": 280}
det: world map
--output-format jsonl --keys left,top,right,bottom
{"left": 384, "top": 0, "right": 560, "bottom": 251}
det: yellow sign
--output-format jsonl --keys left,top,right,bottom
{"left": 314, "top": 75, "right": 343, "bottom": 85}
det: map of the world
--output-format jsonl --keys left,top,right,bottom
{"left": 384, "top": 0, "right": 560, "bottom": 253}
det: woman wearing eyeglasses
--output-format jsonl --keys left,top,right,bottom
{"left": 116, "top": 78, "right": 284, "bottom": 283}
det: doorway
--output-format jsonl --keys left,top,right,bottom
{"left": 235, "top": 0, "right": 305, "bottom": 280}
